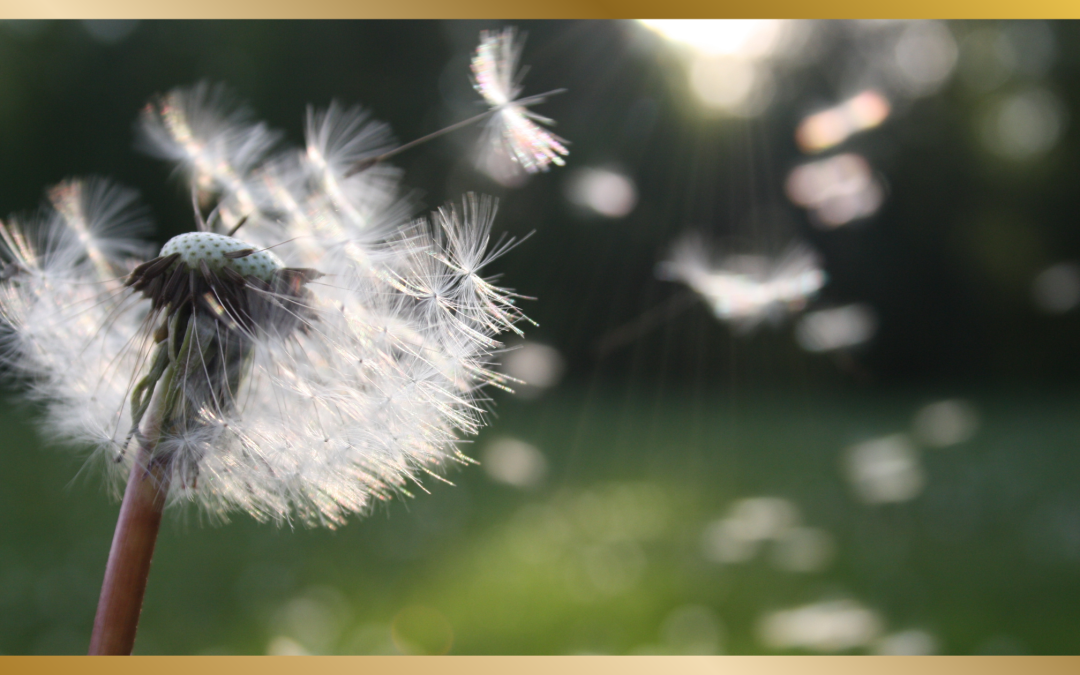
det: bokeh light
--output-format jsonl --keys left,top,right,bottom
{"left": 979, "top": 87, "right": 1067, "bottom": 161}
{"left": 843, "top": 435, "right": 925, "bottom": 505}
{"left": 758, "top": 600, "right": 883, "bottom": 652}
{"left": 785, "top": 154, "right": 884, "bottom": 228}
{"left": 688, "top": 56, "right": 773, "bottom": 116}
{"left": 796, "top": 91, "right": 891, "bottom": 154}
{"left": 911, "top": 399, "right": 980, "bottom": 448}
{"left": 639, "top": 20, "right": 787, "bottom": 59}
{"left": 639, "top": 20, "right": 806, "bottom": 116}
{"left": 874, "top": 629, "right": 939, "bottom": 655}
{"left": 268, "top": 587, "right": 350, "bottom": 655}
{"left": 891, "top": 21, "right": 959, "bottom": 98}
{"left": 795, "top": 304, "right": 878, "bottom": 353}
{"left": 481, "top": 437, "right": 548, "bottom": 489}
{"left": 564, "top": 167, "right": 638, "bottom": 219}
{"left": 501, "top": 341, "right": 566, "bottom": 398}
{"left": 1032, "top": 262, "right": 1080, "bottom": 313}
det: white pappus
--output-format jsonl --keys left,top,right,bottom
{"left": 471, "top": 27, "right": 569, "bottom": 175}
{"left": 657, "top": 234, "right": 827, "bottom": 332}
{"left": 0, "top": 83, "right": 533, "bottom": 528}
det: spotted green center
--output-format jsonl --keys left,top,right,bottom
{"left": 159, "top": 232, "right": 284, "bottom": 283}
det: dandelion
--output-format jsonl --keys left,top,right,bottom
{"left": 1, "top": 79, "right": 535, "bottom": 653}
{"left": 471, "top": 27, "right": 569, "bottom": 175}
{"left": 657, "top": 234, "right": 826, "bottom": 331}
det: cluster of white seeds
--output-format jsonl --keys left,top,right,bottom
{"left": 0, "top": 83, "right": 530, "bottom": 527}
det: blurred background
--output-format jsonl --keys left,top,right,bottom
{"left": 2, "top": 19, "right": 1080, "bottom": 655}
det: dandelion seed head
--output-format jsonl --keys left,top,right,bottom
{"left": 2, "top": 82, "right": 536, "bottom": 527}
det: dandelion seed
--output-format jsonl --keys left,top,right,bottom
{"left": 657, "top": 234, "right": 826, "bottom": 331}
{"left": 472, "top": 27, "right": 569, "bottom": 174}
{"left": 333, "top": 28, "right": 569, "bottom": 186}
{"left": 138, "top": 82, "right": 281, "bottom": 222}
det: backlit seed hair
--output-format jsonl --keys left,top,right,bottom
{"left": 0, "top": 82, "right": 531, "bottom": 527}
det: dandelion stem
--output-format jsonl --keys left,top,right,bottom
{"left": 89, "top": 390, "right": 172, "bottom": 655}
